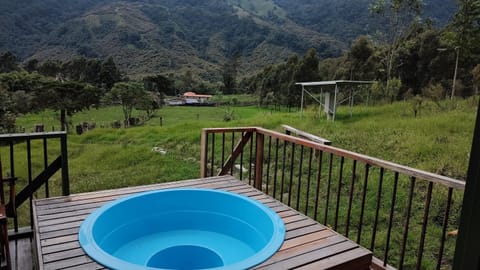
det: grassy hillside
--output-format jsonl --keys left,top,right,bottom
{"left": 11, "top": 98, "right": 476, "bottom": 196}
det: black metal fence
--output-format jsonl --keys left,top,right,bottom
{"left": 201, "top": 127, "right": 464, "bottom": 270}
{"left": 0, "top": 132, "right": 69, "bottom": 238}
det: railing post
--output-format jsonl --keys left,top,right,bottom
{"left": 200, "top": 129, "right": 208, "bottom": 178}
{"left": 60, "top": 133, "right": 70, "bottom": 196}
{"left": 255, "top": 132, "right": 264, "bottom": 190}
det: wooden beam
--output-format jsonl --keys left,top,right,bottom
{"left": 13, "top": 156, "right": 62, "bottom": 209}
{"left": 218, "top": 132, "right": 253, "bottom": 176}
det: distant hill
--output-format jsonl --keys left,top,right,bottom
{"left": 0, "top": 0, "right": 456, "bottom": 81}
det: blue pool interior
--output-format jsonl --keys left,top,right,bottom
{"left": 79, "top": 188, "right": 286, "bottom": 270}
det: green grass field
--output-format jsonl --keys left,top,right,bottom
{"left": 12, "top": 98, "right": 476, "bottom": 195}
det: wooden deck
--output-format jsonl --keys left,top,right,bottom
{"left": 32, "top": 175, "right": 372, "bottom": 270}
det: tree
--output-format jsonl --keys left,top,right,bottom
{"left": 295, "top": 48, "right": 320, "bottom": 82}
{"left": 422, "top": 83, "right": 446, "bottom": 109}
{"left": 446, "top": 0, "right": 480, "bottom": 95}
{"left": 108, "top": 82, "right": 145, "bottom": 127}
{"left": 450, "top": 0, "right": 480, "bottom": 61}
{"left": 24, "top": 59, "right": 39, "bottom": 73}
{"left": 37, "top": 80, "right": 101, "bottom": 131}
{"left": 136, "top": 91, "right": 162, "bottom": 119}
{"left": 0, "top": 51, "right": 19, "bottom": 73}
{"left": 143, "top": 75, "right": 175, "bottom": 96}
{"left": 222, "top": 53, "right": 240, "bottom": 94}
{"left": 0, "top": 85, "right": 15, "bottom": 133}
{"left": 473, "top": 64, "right": 480, "bottom": 94}
{"left": 99, "top": 57, "right": 122, "bottom": 90}
{"left": 38, "top": 60, "right": 62, "bottom": 77}
{"left": 347, "top": 36, "right": 375, "bottom": 80}
{"left": 370, "top": 0, "right": 423, "bottom": 91}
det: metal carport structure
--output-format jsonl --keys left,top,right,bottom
{"left": 296, "top": 80, "right": 374, "bottom": 121}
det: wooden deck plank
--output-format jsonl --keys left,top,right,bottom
{"left": 33, "top": 175, "right": 372, "bottom": 270}
{"left": 296, "top": 248, "right": 372, "bottom": 270}
{"left": 9, "top": 237, "right": 34, "bottom": 270}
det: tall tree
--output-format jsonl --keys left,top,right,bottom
{"left": 99, "top": 57, "right": 122, "bottom": 90}
{"left": 38, "top": 60, "right": 62, "bottom": 77}
{"left": 294, "top": 48, "right": 320, "bottom": 82}
{"left": 108, "top": 82, "right": 145, "bottom": 127}
{"left": 0, "top": 52, "right": 19, "bottom": 73}
{"left": 144, "top": 74, "right": 175, "bottom": 95}
{"left": 37, "top": 80, "right": 101, "bottom": 131}
{"left": 370, "top": 0, "right": 423, "bottom": 93}
{"left": 445, "top": 0, "right": 480, "bottom": 95}
{"left": 347, "top": 36, "right": 375, "bottom": 80}
{"left": 473, "top": 64, "right": 480, "bottom": 94}
{"left": 0, "top": 84, "right": 15, "bottom": 133}
{"left": 222, "top": 54, "right": 240, "bottom": 94}
{"left": 450, "top": 0, "right": 480, "bottom": 60}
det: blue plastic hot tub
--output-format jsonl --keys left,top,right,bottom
{"left": 78, "top": 188, "right": 286, "bottom": 270}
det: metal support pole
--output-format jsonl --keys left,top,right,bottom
{"left": 350, "top": 89, "right": 354, "bottom": 117}
{"left": 333, "top": 84, "right": 338, "bottom": 121}
{"left": 300, "top": 85, "right": 305, "bottom": 118}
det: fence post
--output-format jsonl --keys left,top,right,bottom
{"left": 60, "top": 132, "right": 70, "bottom": 196}
{"left": 255, "top": 132, "right": 264, "bottom": 190}
{"left": 200, "top": 129, "right": 208, "bottom": 178}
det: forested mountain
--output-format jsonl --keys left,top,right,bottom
{"left": 0, "top": 0, "right": 456, "bottom": 80}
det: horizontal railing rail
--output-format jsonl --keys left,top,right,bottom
{"left": 201, "top": 127, "right": 464, "bottom": 270}
{"left": 0, "top": 132, "right": 69, "bottom": 238}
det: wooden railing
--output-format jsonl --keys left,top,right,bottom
{"left": 0, "top": 132, "right": 69, "bottom": 238}
{"left": 201, "top": 127, "right": 464, "bottom": 270}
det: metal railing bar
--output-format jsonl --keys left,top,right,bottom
{"left": 416, "top": 181, "right": 433, "bottom": 270}
{"left": 280, "top": 140, "right": 287, "bottom": 203}
{"left": 273, "top": 138, "right": 279, "bottom": 199}
{"left": 9, "top": 141, "right": 18, "bottom": 232}
{"left": 437, "top": 187, "right": 453, "bottom": 270}
{"left": 265, "top": 136, "right": 272, "bottom": 194}
{"left": 314, "top": 150, "right": 324, "bottom": 221}
{"left": 371, "top": 167, "right": 385, "bottom": 251}
{"left": 221, "top": 133, "right": 225, "bottom": 173}
{"left": 384, "top": 172, "right": 399, "bottom": 266}
{"left": 27, "top": 138, "right": 33, "bottom": 229}
{"left": 295, "top": 145, "right": 304, "bottom": 210}
{"left": 43, "top": 137, "right": 49, "bottom": 197}
{"left": 399, "top": 177, "right": 416, "bottom": 269}
{"left": 305, "top": 148, "right": 313, "bottom": 215}
{"left": 334, "top": 156, "right": 345, "bottom": 230}
{"left": 346, "top": 160, "right": 357, "bottom": 237}
{"left": 287, "top": 143, "right": 295, "bottom": 206}
{"left": 325, "top": 153, "right": 334, "bottom": 225}
{"left": 240, "top": 136, "right": 244, "bottom": 181}
{"left": 248, "top": 134, "right": 254, "bottom": 185}
{"left": 231, "top": 132, "right": 235, "bottom": 175}
{"left": 357, "top": 164, "right": 370, "bottom": 244}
